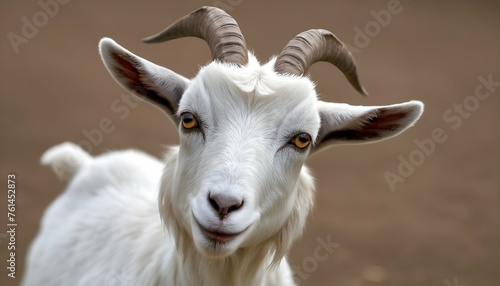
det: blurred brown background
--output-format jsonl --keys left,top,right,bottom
{"left": 1, "top": 1, "right": 499, "bottom": 285}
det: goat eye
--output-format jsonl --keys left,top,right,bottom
{"left": 181, "top": 112, "right": 199, "bottom": 129}
{"left": 292, "top": 133, "right": 311, "bottom": 149}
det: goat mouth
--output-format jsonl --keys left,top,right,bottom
{"left": 194, "top": 218, "right": 248, "bottom": 243}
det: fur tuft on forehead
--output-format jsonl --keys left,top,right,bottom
{"left": 196, "top": 52, "right": 317, "bottom": 99}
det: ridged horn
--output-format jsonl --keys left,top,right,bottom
{"left": 142, "top": 6, "right": 248, "bottom": 66}
{"left": 275, "top": 29, "right": 368, "bottom": 95}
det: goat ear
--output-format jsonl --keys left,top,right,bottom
{"left": 313, "top": 100, "right": 424, "bottom": 152}
{"left": 99, "top": 37, "right": 189, "bottom": 125}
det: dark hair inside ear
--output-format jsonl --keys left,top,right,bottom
{"left": 99, "top": 38, "right": 192, "bottom": 126}
{"left": 314, "top": 101, "right": 423, "bottom": 150}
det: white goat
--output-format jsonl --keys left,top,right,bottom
{"left": 23, "top": 6, "right": 423, "bottom": 286}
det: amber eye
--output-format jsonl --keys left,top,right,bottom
{"left": 292, "top": 133, "right": 312, "bottom": 149}
{"left": 181, "top": 112, "right": 199, "bottom": 129}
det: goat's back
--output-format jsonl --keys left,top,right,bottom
{"left": 22, "top": 143, "right": 168, "bottom": 286}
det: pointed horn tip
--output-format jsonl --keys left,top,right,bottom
{"left": 141, "top": 37, "right": 153, "bottom": 43}
{"left": 141, "top": 33, "right": 175, "bottom": 44}
{"left": 359, "top": 86, "right": 369, "bottom": 96}
{"left": 348, "top": 75, "right": 369, "bottom": 96}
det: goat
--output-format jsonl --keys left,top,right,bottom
{"left": 23, "top": 6, "right": 423, "bottom": 286}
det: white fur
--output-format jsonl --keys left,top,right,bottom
{"left": 23, "top": 41, "right": 423, "bottom": 285}
{"left": 24, "top": 142, "right": 310, "bottom": 285}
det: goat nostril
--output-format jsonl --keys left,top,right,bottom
{"left": 209, "top": 196, "right": 220, "bottom": 212}
{"left": 208, "top": 192, "right": 243, "bottom": 217}
{"left": 227, "top": 200, "right": 243, "bottom": 213}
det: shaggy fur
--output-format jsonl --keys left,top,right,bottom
{"left": 23, "top": 142, "right": 308, "bottom": 285}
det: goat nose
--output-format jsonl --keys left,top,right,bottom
{"left": 208, "top": 192, "right": 244, "bottom": 218}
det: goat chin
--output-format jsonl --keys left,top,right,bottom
{"left": 22, "top": 142, "right": 311, "bottom": 286}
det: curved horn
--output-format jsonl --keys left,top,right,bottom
{"left": 275, "top": 29, "right": 367, "bottom": 95}
{"left": 142, "top": 6, "right": 248, "bottom": 66}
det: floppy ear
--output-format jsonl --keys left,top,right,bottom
{"left": 99, "top": 37, "right": 189, "bottom": 125}
{"left": 313, "top": 100, "right": 424, "bottom": 152}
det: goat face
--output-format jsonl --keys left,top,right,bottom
{"left": 99, "top": 7, "right": 423, "bottom": 259}
{"left": 171, "top": 62, "right": 320, "bottom": 257}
